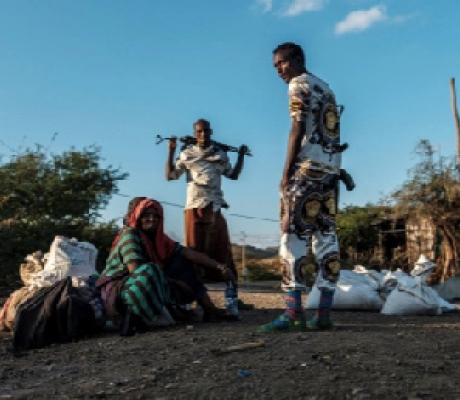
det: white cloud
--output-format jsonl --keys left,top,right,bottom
{"left": 392, "top": 13, "right": 415, "bottom": 25}
{"left": 256, "top": 0, "right": 273, "bottom": 13}
{"left": 335, "top": 5, "right": 387, "bottom": 35}
{"left": 283, "top": 0, "right": 326, "bottom": 17}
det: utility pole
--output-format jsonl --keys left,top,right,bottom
{"left": 240, "top": 231, "right": 247, "bottom": 281}
{"left": 449, "top": 78, "right": 460, "bottom": 171}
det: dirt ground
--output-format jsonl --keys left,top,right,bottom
{"left": 1, "top": 289, "right": 460, "bottom": 400}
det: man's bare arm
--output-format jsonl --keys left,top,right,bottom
{"left": 165, "top": 138, "right": 177, "bottom": 180}
{"left": 280, "top": 119, "right": 305, "bottom": 191}
{"left": 182, "top": 247, "right": 235, "bottom": 282}
{"left": 227, "top": 145, "right": 248, "bottom": 180}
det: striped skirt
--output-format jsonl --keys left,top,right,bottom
{"left": 120, "top": 263, "right": 171, "bottom": 326}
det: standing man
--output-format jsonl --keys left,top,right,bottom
{"left": 166, "top": 118, "right": 249, "bottom": 319}
{"left": 260, "top": 42, "right": 349, "bottom": 332}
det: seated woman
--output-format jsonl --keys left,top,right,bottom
{"left": 97, "top": 197, "right": 235, "bottom": 335}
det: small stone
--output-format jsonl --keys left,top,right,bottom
{"left": 45, "top": 364, "right": 55, "bottom": 372}
{"left": 352, "top": 388, "right": 363, "bottom": 395}
{"left": 165, "top": 383, "right": 177, "bottom": 389}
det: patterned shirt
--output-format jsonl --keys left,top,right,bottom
{"left": 289, "top": 72, "right": 342, "bottom": 174}
{"left": 169, "top": 144, "right": 233, "bottom": 211}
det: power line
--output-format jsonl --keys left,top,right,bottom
{"left": 159, "top": 200, "right": 183, "bottom": 209}
{"left": 227, "top": 212, "right": 278, "bottom": 222}
{"left": 114, "top": 193, "right": 278, "bottom": 223}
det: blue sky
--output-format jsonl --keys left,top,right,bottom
{"left": 1, "top": 0, "right": 459, "bottom": 247}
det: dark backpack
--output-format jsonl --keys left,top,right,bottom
{"left": 13, "top": 278, "right": 98, "bottom": 350}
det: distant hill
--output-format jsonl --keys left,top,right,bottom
{"left": 231, "top": 244, "right": 278, "bottom": 261}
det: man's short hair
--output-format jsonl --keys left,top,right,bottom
{"left": 273, "top": 42, "right": 305, "bottom": 66}
{"left": 193, "top": 118, "right": 211, "bottom": 130}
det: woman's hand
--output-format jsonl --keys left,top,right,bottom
{"left": 216, "top": 263, "right": 236, "bottom": 282}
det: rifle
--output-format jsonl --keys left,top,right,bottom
{"left": 155, "top": 134, "right": 252, "bottom": 156}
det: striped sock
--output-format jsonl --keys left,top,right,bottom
{"left": 317, "top": 288, "right": 334, "bottom": 321}
{"left": 285, "top": 290, "right": 303, "bottom": 320}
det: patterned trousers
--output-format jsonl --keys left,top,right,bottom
{"left": 279, "top": 168, "right": 341, "bottom": 292}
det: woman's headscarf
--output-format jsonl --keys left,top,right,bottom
{"left": 113, "top": 197, "right": 176, "bottom": 266}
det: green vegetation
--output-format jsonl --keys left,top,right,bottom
{"left": 392, "top": 140, "right": 460, "bottom": 282}
{"left": 243, "top": 260, "right": 282, "bottom": 281}
{"left": 337, "top": 205, "right": 380, "bottom": 251}
{"left": 0, "top": 146, "right": 127, "bottom": 286}
{"left": 336, "top": 204, "right": 383, "bottom": 266}
{"left": 2, "top": 139, "right": 458, "bottom": 287}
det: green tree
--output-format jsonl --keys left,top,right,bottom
{"left": 393, "top": 140, "right": 460, "bottom": 282}
{"left": 337, "top": 205, "right": 382, "bottom": 266}
{"left": 0, "top": 146, "right": 128, "bottom": 286}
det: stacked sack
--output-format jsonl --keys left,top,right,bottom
{"left": 306, "top": 266, "right": 383, "bottom": 311}
{"left": 305, "top": 255, "right": 458, "bottom": 316}
{"left": 0, "top": 236, "right": 100, "bottom": 332}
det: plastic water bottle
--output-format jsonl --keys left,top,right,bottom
{"left": 224, "top": 281, "right": 239, "bottom": 317}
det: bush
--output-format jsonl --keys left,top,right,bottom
{"left": 235, "top": 258, "right": 282, "bottom": 281}
{"left": 0, "top": 146, "right": 127, "bottom": 286}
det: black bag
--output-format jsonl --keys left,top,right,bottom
{"left": 13, "top": 278, "right": 98, "bottom": 350}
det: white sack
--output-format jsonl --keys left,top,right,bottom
{"left": 350, "top": 266, "right": 383, "bottom": 290}
{"left": 411, "top": 254, "right": 436, "bottom": 282}
{"left": 305, "top": 269, "right": 384, "bottom": 310}
{"left": 42, "top": 236, "right": 97, "bottom": 283}
{"left": 433, "top": 276, "right": 460, "bottom": 302}
{"left": 435, "top": 294, "right": 458, "bottom": 312}
{"left": 381, "top": 276, "right": 442, "bottom": 315}
{"left": 379, "top": 269, "right": 409, "bottom": 300}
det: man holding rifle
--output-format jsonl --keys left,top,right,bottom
{"left": 165, "top": 118, "right": 249, "bottom": 319}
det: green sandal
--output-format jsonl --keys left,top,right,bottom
{"left": 258, "top": 314, "right": 306, "bottom": 333}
